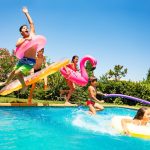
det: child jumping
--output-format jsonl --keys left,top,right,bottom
{"left": 121, "top": 107, "right": 150, "bottom": 135}
{"left": 28, "top": 48, "right": 48, "bottom": 104}
{"left": 87, "top": 76, "right": 106, "bottom": 115}
{"left": 60, "top": 55, "right": 79, "bottom": 105}
{"left": 0, "top": 7, "right": 37, "bottom": 92}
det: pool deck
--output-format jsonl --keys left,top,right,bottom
{"left": 0, "top": 102, "right": 140, "bottom": 109}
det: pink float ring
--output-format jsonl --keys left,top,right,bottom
{"left": 15, "top": 35, "right": 47, "bottom": 59}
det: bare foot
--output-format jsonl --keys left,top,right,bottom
{"left": 88, "top": 111, "right": 96, "bottom": 115}
{"left": 27, "top": 101, "right": 33, "bottom": 105}
{"left": 88, "top": 111, "right": 93, "bottom": 115}
{"left": 64, "top": 101, "right": 72, "bottom": 105}
{"left": 28, "top": 97, "right": 32, "bottom": 105}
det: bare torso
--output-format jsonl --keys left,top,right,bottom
{"left": 88, "top": 85, "right": 97, "bottom": 100}
{"left": 23, "top": 33, "right": 37, "bottom": 59}
{"left": 24, "top": 46, "right": 37, "bottom": 59}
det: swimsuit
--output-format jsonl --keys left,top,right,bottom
{"left": 67, "top": 64, "right": 78, "bottom": 72}
{"left": 86, "top": 99, "right": 95, "bottom": 106}
{"left": 14, "top": 57, "right": 36, "bottom": 75}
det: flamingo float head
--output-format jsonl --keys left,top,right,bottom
{"left": 80, "top": 55, "right": 97, "bottom": 81}
{"left": 80, "top": 55, "right": 97, "bottom": 69}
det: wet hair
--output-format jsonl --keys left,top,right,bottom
{"left": 134, "top": 107, "right": 148, "bottom": 120}
{"left": 19, "top": 25, "right": 28, "bottom": 32}
{"left": 37, "top": 48, "right": 44, "bottom": 56}
{"left": 71, "top": 55, "right": 79, "bottom": 63}
{"left": 89, "top": 76, "right": 97, "bottom": 83}
{"left": 39, "top": 48, "right": 44, "bottom": 52}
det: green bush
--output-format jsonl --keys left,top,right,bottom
{"left": 98, "top": 79, "right": 150, "bottom": 106}
{"left": 113, "top": 97, "right": 123, "bottom": 105}
{"left": 1, "top": 50, "right": 150, "bottom": 106}
{"left": 0, "top": 48, "right": 17, "bottom": 82}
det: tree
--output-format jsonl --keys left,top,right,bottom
{"left": 0, "top": 48, "right": 17, "bottom": 82}
{"left": 99, "top": 74, "right": 109, "bottom": 83}
{"left": 85, "top": 61, "right": 95, "bottom": 77}
{"left": 107, "top": 65, "right": 128, "bottom": 81}
{"left": 146, "top": 68, "right": 150, "bottom": 82}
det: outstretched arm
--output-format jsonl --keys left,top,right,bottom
{"left": 97, "top": 91, "right": 106, "bottom": 96}
{"left": 88, "top": 87, "right": 103, "bottom": 103}
{"left": 121, "top": 119, "right": 132, "bottom": 135}
{"left": 22, "top": 7, "right": 35, "bottom": 34}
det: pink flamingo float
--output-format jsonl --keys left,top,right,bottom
{"left": 60, "top": 55, "right": 97, "bottom": 86}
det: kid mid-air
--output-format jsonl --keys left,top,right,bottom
{"left": 0, "top": 7, "right": 37, "bottom": 92}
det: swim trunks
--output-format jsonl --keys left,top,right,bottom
{"left": 14, "top": 57, "right": 36, "bottom": 75}
{"left": 86, "top": 100, "right": 95, "bottom": 106}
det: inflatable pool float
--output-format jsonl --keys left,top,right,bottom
{"left": 15, "top": 35, "right": 46, "bottom": 59}
{"left": 0, "top": 59, "right": 69, "bottom": 95}
{"left": 60, "top": 55, "right": 97, "bottom": 86}
{"left": 112, "top": 116, "right": 150, "bottom": 139}
{"left": 105, "top": 94, "right": 150, "bottom": 105}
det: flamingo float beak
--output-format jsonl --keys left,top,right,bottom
{"left": 91, "top": 67, "right": 96, "bottom": 71}
{"left": 91, "top": 60, "right": 97, "bottom": 70}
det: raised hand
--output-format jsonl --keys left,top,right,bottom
{"left": 22, "top": 7, "right": 28, "bottom": 13}
{"left": 22, "top": 7, "right": 35, "bottom": 34}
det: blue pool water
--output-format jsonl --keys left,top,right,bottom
{"left": 0, "top": 107, "right": 149, "bottom": 150}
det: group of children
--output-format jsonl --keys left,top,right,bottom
{"left": 0, "top": 7, "right": 105, "bottom": 113}
{"left": 0, "top": 7, "right": 150, "bottom": 136}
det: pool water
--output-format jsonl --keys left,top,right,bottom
{"left": 0, "top": 107, "right": 149, "bottom": 150}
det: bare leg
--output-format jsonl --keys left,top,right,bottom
{"left": 28, "top": 83, "right": 36, "bottom": 104}
{"left": 15, "top": 70, "right": 27, "bottom": 92}
{"left": 66, "top": 89, "right": 74, "bottom": 103}
{"left": 94, "top": 103, "right": 104, "bottom": 111}
{"left": 65, "top": 80, "right": 75, "bottom": 105}
{"left": 88, "top": 104, "right": 96, "bottom": 115}
{"left": 44, "top": 77, "right": 48, "bottom": 90}
{"left": 60, "top": 89, "right": 69, "bottom": 95}
{"left": 0, "top": 70, "right": 16, "bottom": 86}
{"left": 60, "top": 90, "right": 69, "bottom": 100}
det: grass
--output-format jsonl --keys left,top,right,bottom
{"left": 0, "top": 96, "right": 64, "bottom": 104}
{"left": 0, "top": 96, "right": 146, "bottom": 109}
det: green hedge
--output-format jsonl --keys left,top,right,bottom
{"left": 3, "top": 73, "right": 150, "bottom": 106}
{"left": 4, "top": 74, "right": 150, "bottom": 106}
{"left": 97, "top": 80, "right": 150, "bottom": 105}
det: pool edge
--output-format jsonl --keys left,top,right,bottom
{"left": 0, "top": 103, "right": 140, "bottom": 109}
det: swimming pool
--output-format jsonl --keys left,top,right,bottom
{"left": 0, "top": 107, "right": 149, "bottom": 150}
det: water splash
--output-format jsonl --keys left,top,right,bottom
{"left": 72, "top": 109, "right": 119, "bottom": 136}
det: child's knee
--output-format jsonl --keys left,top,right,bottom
{"left": 100, "top": 106, "right": 104, "bottom": 110}
{"left": 95, "top": 103, "right": 104, "bottom": 110}
{"left": 15, "top": 70, "right": 22, "bottom": 75}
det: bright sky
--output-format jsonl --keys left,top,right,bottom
{"left": 0, "top": 0, "right": 150, "bottom": 81}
